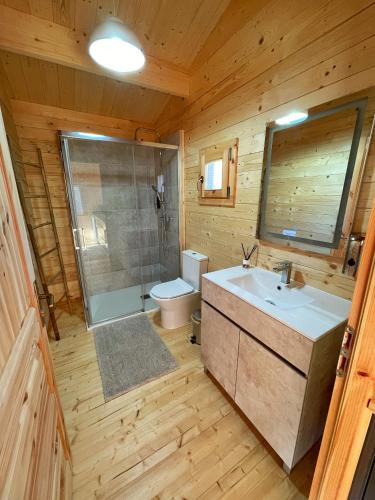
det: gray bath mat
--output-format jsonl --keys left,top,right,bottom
{"left": 93, "top": 314, "right": 178, "bottom": 401}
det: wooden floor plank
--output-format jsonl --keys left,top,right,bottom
{"left": 50, "top": 302, "right": 316, "bottom": 499}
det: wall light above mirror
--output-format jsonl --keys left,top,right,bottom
{"left": 258, "top": 96, "right": 369, "bottom": 256}
{"left": 275, "top": 111, "right": 308, "bottom": 125}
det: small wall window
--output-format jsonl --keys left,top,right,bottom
{"left": 204, "top": 159, "right": 223, "bottom": 190}
{"left": 198, "top": 138, "right": 238, "bottom": 207}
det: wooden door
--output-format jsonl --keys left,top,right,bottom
{"left": 0, "top": 109, "right": 72, "bottom": 498}
{"left": 310, "top": 200, "right": 375, "bottom": 499}
{"left": 201, "top": 302, "right": 240, "bottom": 398}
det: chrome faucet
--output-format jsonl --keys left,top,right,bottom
{"left": 272, "top": 261, "right": 292, "bottom": 284}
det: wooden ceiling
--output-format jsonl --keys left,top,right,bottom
{"left": 0, "top": 0, "right": 230, "bottom": 70}
{"left": 0, "top": 50, "right": 176, "bottom": 124}
{"left": 0, "top": 0, "right": 232, "bottom": 124}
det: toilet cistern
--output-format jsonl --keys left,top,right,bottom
{"left": 272, "top": 261, "right": 292, "bottom": 284}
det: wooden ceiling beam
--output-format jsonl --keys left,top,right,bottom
{"left": 0, "top": 5, "right": 190, "bottom": 98}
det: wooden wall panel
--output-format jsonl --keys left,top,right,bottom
{"left": 11, "top": 99, "right": 156, "bottom": 302}
{"left": 0, "top": 111, "right": 72, "bottom": 497}
{"left": 159, "top": 0, "right": 375, "bottom": 300}
{"left": 0, "top": 52, "right": 23, "bottom": 183}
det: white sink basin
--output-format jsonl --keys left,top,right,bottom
{"left": 203, "top": 266, "right": 351, "bottom": 340}
{"left": 228, "top": 273, "right": 314, "bottom": 310}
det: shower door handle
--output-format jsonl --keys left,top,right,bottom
{"left": 72, "top": 228, "right": 81, "bottom": 250}
{"left": 73, "top": 227, "right": 87, "bottom": 251}
{"left": 80, "top": 227, "right": 87, "bottom": 251}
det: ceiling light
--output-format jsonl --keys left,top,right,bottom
{"left": 275, "top": 111, "right": 308, "bottom": 126}
{"left": 88, "top": 17, "right": 145, "bottom": 73}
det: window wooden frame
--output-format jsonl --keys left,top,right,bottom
{"left": 198, "top": 138, "right": 238, "bottom": 207}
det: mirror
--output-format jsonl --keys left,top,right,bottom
{"left": 259, "top": 98, "right": 368, "bottom": 252}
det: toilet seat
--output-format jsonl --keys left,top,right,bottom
{"left": 151, "top": 278, "right": 194, "bottom": 299}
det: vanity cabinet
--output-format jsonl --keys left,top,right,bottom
{"left": 201, "top": 277, "right": 345, "bottom": 471}
{"left": 201, "top": 301, "right": 239, "bottom": 398}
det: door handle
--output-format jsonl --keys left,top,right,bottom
{"left": 79, "top": 227, "right": 87, "bottom": 251}
{"left": 72, "top": 228, "right": 80, "bottom": 250}
{"left": 73, "top": 227, "right": 87, "bottom": 251}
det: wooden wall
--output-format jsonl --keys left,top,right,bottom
{"left": 0, "top": 53, "right": 23, "bottom": 179}
{"left": 158, "top": 0, "right": 375, "bottom": 300}
{"left": 11, "top": 100, "right": 156, "bottom": 302}
{"left": 0, "top": 109, "right": 72, "bottom": 498}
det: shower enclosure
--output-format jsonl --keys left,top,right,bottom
{"left": 61, "top": 132, "right": 180, "bottom": 327}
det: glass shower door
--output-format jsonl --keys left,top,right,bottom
{"left": 62, "top": 136, "right": 145, "bottom": 326}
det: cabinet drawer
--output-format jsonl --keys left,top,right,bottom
{"left": 235, "top": 331, "right": 306, "bottom": 467}
{"left": 201, "top": 302, "right": 240, "bottom": 398}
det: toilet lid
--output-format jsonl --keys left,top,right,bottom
{"left": 152, "top": 278, "right": 194, "bottom": 299}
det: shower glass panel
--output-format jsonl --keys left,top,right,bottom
{"left": 62, "top": 138, "right": 143, "bottom": 326}
{"left": 156, "top": 148, "right": 180, "bottom": 281}
{"left": 61, "top": 133, "right": 180, "bottom": 327}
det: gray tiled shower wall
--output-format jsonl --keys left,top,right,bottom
{"left": 155, "top": 148, "right": 180, "bottom": 283}
{"left": 69, "top": 140, "right": 174, "bottom": 297}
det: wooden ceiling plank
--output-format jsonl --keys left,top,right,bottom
{"left": 1, "top": 0, "right": 31, "bottom": 13}
{"left": 165, "top": 0, "right": 230, "bottom": 69}
{"left": 11, "top": 99, "right": 155, "bottom": 136}
{"left": 95, "top": 0, "right": 118, "bottom": 25}
{"left": 74, "top": 0, "right": 98, "bottom": 37}
{"left": 52, "top": 0, "right": 75, "bottom": 28}
{"left": 0, "top": 48, "right": 173, "bottom": 124}
{"left": 117, "top": 0, "right": 174, "bottom": 64}
{"left": 57, "top": 64, "right": 76, "bottom": 110}
{"left": 10, "top": 99, "right": 149, "bottom": 128}
{"left": 0, "top": 4, "right": 190, "bottom": 97}
{"left": 0, "top": 52, "right": 30, "bottom": 102}
{"left": 39, "top": 60, "right": 60, "bottom": 107}
{"left": 29, "top": 0, "right": 54, "bottom": 21}
{"left": 85, "top": 72, "right": 105, "bottom": 115}
{"left": 20, "top": 56, "right": 46, "bottom": 104}
{"left": 0, "top": 54, "right": 14, "bottom": 102}
{"left": 73, "top": 69, "right": 90, "bottom": 114}
{"left": 98, "top": 78, "right": 121, "bottom": 117}
{"left": 190, "top": 0, "right": 272, "bottom": 71}
{"left": 1, "top": 0, "right": 229, "bottom": 72}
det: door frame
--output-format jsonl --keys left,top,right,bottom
{"left": 310, "top": 199, "right": 375, "bottom": 498}
{"left": 0, "top": 107, "right": 71, "bottom": 462}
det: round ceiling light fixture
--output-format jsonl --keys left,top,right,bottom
{"left": 88, "top": 17, "right": 145, "bottom": 73}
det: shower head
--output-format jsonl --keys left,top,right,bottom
{"left": 151, "top": 184, "right": 162, "bottom": 207}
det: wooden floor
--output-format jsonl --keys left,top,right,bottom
{"left": 50, "top": 302, "right": 318, "bottom": 499}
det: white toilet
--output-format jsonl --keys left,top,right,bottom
{"left": 150, "top": 249, "right": 208, "bottom": 329}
